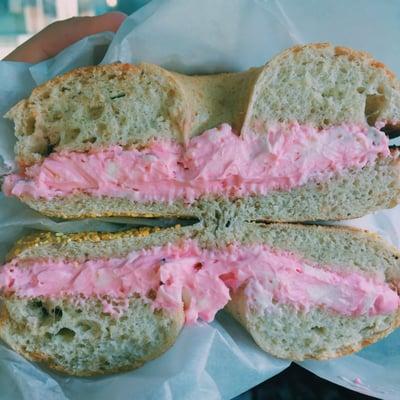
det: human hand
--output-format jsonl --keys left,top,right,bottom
{"left": 3, "top": 12, "right": 126, "bottom": 63}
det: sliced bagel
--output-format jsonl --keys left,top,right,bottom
{"left": 0, "top": 226, "right": 191, "bottom": 376}
{"left": 0, "top": 223, "right": 399, "bottom": 374}
{"left": 3, "top": 44, "right": 400, "bottom": 221}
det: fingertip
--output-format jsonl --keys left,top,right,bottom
{"left": 104, "top": 11, "right": 128, "bottom": 19}
{"left": 97, "top": 11, "right": 127, "bottom": 32}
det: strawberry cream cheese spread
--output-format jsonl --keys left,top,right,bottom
{"left": 1, "top": 241, "right": 398, "bottom": 323}
{"left": 3, "top": 123, "right": 389, "bottom": 203}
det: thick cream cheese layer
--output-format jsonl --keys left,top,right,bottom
{"left": 3, "top": 123, "right": 389, "bottom": 203}
{"left": 1, "top": 241, "right": 397, "bottom": 323}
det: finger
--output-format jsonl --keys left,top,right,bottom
{"left": 3, "top": 12, "right": 127, "bottom": 63}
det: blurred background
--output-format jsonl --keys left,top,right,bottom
{"left": 0, "top": 0, "right": 150, "bottom": 58}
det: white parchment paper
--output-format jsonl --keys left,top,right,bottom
{"left": 0, "top": 0, "right": 400, "bottom": 398}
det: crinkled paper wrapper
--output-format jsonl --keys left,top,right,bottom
{"left": 0, "top": 1, "right": 399, "bottom": 398}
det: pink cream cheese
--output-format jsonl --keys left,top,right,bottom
{"left": 0, "top": 241, "right": 398, "bottom": 323}
{"left": 3, "top": 123, "right": 389, "bottom": 203}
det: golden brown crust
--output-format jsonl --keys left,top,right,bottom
{"left": 333, "top": 45, "right": 396, "bottom": 79}
{"left": 6, "top": 225, "right": 184, "bottom": 260}
{"left": 26, "top": 64, "right": 141, "bottom": 99}
{"left": 7, "top": 220, "right": 400, "bottom": 265}
{"left": 0, "top": 301, "right": 8, "bottom": 334}
{"left": 285, "top": 43, "right": 396, "bottom": 80}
